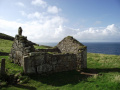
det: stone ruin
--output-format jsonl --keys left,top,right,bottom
{"left": 10, "top": 27, "right": 87, "bottom": 74}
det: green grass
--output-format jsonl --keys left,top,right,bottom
{"left": 0, "top": 53, "right": 120, "bottom": 90}
{"left": 87, "top": 53, "right": 120, "bottom": 68}
{"left": 0, "top": 39, "right": 13, "bottom": 53}
{"left": 0, "top": 56, "right": 23, "bottom": 75}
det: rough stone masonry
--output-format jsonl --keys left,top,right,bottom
{"left": 10, "top": 27, "right": 87, "bottom": 74}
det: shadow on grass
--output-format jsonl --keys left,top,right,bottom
{"left": 0, "top": 84, "right": 36, "bottom": 90}
{"left": 27, "top": 68, "right": 120, "bottom": 86}
{"left": 14, "top": 84, "right": 37, "bottom": 90}
{"left": 0, "top": 52, "right": 9, "bottom": 56}
{"left": 27, "top": 70, "right": 89, "bottom": 86}
{"left": 85, "top": 68, "right": 120, "bottom": 73}
{"left": 1, "top": 68, "right": 119, "bottom": 89}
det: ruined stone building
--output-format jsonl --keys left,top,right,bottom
{"left": 10, "top": 27, "right": 87, "bottom": 74}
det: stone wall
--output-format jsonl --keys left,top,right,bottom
{"left": 57, "top": 36, "right": 87, "bottom": 69}
{"left": 10, "top": 27, "right": 35, "bottom": 65}
{"left": 37, "top": 47, "right": 60, "bottom": 53}
{"left": 23, "top": 52, "right": 77, "bottom": 74}
{"left": 57, "top": 36, "right": 86, "bottom": 54}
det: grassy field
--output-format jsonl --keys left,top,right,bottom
{"left": 0, "top": 38, "right": 120, "bottom": 90}
{"left": 0, "top": 53, "right": 120, "bottom": 90}
{"left": 0, "top": 39, "right": 13, "bottom": 53}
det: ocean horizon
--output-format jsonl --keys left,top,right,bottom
{"left": 38, "top": 42, "right": 120, "bottom": 55}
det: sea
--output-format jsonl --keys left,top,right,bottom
{"left": 39, "top": 42, "right": 120, "bottom": 55}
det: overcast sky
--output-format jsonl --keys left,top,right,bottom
{"left": 0, "top": 0, "right": 120, "bottom": 43}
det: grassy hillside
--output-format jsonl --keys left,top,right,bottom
{"left": 0, "top": 39, "right": 13, "bottom": 53}
{"left": 0, "top": 53, "right": 120, "bottom": 90}
{"left": 0, "top": 33, "right": 14, "bottom": 41}
{"left": 0, "top": 37, "right": 120, "bottom": 90}
{"left": 0, "top": 33, "right": 14, "bottom": 55}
